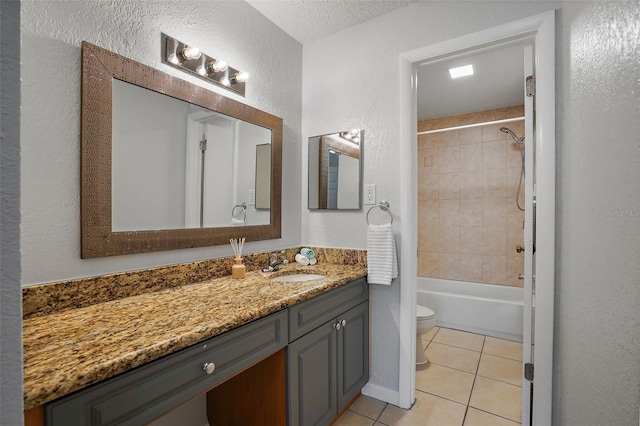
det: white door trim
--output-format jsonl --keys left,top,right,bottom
{"left": 398, "top": 10, "right": 556, "bottom": 424}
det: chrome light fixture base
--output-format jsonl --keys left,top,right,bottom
{"left": 161, "top": 33, "right": 247, "bottom": 96}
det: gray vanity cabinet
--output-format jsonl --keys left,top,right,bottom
{"left": 45, "top": 310, "right": 287, "bottom": 426}
{"left": 288, "top": 278, "right": 369, "bottom": 426}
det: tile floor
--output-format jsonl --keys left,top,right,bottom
{"left": 334, "top": 327, "right": 523, "bottom": 426}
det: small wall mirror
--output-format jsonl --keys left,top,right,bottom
{"left": 81, "top": 42, "right": 282, "bottom": 258}
{"left": 308, "top": 130, "right": 363, "bottom": 210}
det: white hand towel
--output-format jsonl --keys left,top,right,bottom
{"left": 366, "top": 223, "right": 398, "bottom": 285}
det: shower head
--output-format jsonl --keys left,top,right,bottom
{"left": 500, "top": 127, "right": 524, "bottom": 145}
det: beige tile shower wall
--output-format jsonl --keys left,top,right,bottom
{"left": 418, "top": 106, "right": 525, "bottom": 287}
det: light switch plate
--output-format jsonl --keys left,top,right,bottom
{"left": 365, "top": 184, "right": 376, "bottom": 205}
{"left": 248, "top": 189, "right": 255, "bottom": 205}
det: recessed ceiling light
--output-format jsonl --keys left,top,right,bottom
{"left": 449, "top": 64, "right": 474, "bottom": 79}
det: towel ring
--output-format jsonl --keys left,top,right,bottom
{"left": 366, "top": 201, "right": 393, "bottom": 225}
{"left": 232, "top": 202, "right": 247, "bottom": 224}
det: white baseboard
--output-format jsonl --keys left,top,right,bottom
{"left": 361, "top": 382, "right": 399, "bottom": 407}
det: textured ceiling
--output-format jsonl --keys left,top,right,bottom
{"left": 245, "top": 0, "right": 417, "bottom": 44}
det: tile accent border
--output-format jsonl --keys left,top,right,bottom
{"left": 22, "top": 246, "right": 367, "bottom": 320}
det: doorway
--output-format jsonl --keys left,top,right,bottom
{"left": 398, "top": 10, "right": 555, "bottom": 425}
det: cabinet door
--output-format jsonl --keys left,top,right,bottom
{"left": 337, "top": 301, "right": 369, "bottom": 411}
{"left": 288, "top": 321, "right": 337, "bottom": 426}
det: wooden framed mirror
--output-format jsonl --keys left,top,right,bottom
{"left": 81, "top": 41, "right": 282, "bottom": 258}
{"left": 308, "top": 130, "right": 362, "bottom": 210}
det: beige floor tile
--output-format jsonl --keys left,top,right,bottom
{"left": 378, "top": 391, "right": 466, "bottom": 426}
{"left": 415, "top": 363, "right": 475, "bottom": 404}
{"left": 425, "top": 342, "right": 481, "bottom": 374}
{"left": 463, "top": 407, "right": 519, "bottom": 426}
{"left": 432, "top": 328, "right": 485, "bottom": 352}
{"left": 349, "top": 394, "right": 388, "bottom": 420}
{"left": 420, "top": 327, "right": 440, "bottom": 352}
{"left": 469, "top": 376, "right": 521, "bottom": 423}
{"left": 477, "top": 353, "right": 522, "bottom": 386}
{"left": 483, "top": 336, "right": 523, "bottom": 361}
{"left": 334, "top": 409, "right": 375, "bottom": 426}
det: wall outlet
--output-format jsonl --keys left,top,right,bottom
{"left": 365, "top": 184, "right": 376, "bottom": 205}
{"left": 248, "top": 189, "right": 255, "bottom": 205}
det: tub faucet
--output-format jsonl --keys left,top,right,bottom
{"left": 262, "top": 251, "right": 288, "bottom": 272}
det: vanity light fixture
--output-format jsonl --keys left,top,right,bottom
{"left": 161, "top": 33, "right": 248, "bottom": 96}
{"left": 449, "top": 64, "right": 474, "bottom": 79}
{"left": 338, "top": 129, "right": 361, "bottom": 147}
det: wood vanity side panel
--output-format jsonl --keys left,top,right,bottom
{"left": 206, "top": 348, "right": 286, "bottom": 425}
{"left": 24, "top": 405, "right": 45, "bottom": 426}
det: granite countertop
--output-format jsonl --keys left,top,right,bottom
{"left": 22, "top": 262, "right": 367, "bottom": 410}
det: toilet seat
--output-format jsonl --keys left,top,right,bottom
{"left": 417, "top": 305, "right": 434, "bottom": 320}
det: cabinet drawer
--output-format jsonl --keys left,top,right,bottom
{"left": 289, "top": 277, "right": 368, "bottom": 342}
{"left": 46, "top": 310, "right": 287, "bottom": 426}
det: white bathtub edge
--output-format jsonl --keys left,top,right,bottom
{"left": 417, "top": 277, "right": 524, "bottom": 342}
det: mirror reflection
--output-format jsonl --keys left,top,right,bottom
{"left": 112, "top": 79, "right": 271, "bottom": 231}
{"left": 308, "top": 129, "right": 362, "bottom": 210}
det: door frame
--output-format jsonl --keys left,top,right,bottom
{"left": 397, "top": 10, "right": 556, "bottom": 424}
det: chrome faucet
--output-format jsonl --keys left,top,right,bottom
{"left": 262, "top": 251, "right": 288, "bottom": 272}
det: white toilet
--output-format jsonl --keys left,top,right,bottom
{"left": 416, "top": 304, "right": 436, "bottom": 365}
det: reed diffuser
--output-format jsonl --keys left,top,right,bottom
{"left": 230, "top": 237, "right": 246, "bottom": 279}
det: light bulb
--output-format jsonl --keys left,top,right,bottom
{"left": 181, "top": 46, "right": 202, "bottom": 60}
{"left": 210, "top": 59, "right": 228, "bottom": 73}
{"left": 232, "top": 71, "right": 249, "bottom": 83}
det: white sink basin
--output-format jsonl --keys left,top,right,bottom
{"left": 271, "top": 274, "right": 325, "bottom": 283}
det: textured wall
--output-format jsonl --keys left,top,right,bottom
{"left": 302, "top": 1, "right": 639, "bottom": 423}
{"left": 20, "top": 0, "right": 302, "bottom": 285}
{"left": 554, "top": 2, "right": 640, "bottom": 424}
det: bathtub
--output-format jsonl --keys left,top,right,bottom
{"left": 416, "top": 277, "right": 524, "bottom": 342}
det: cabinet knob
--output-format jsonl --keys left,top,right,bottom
{"left": 334, "top": 319, "right": 347, "bottom": 330}
{"left": 203, "top": 362, "right": 216, "bottom": 375}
